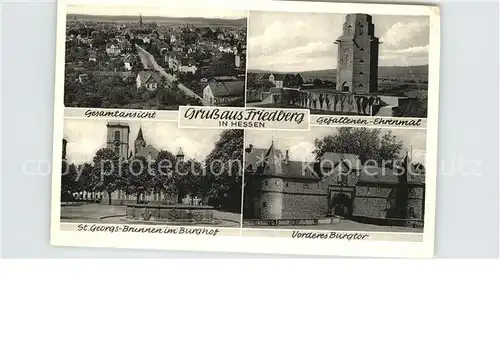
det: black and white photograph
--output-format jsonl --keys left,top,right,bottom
{"left": 246, "top": 11, "right": 430, "bottom": 117}
{"left": 52, "top": 0, "right": 440, "bottom": 258}
{"left": 60, "top": 119, "right": 243, "bottom": 227}
{"left": 243, "top": 127, "right": 426, "bottom": 232}
{"left": 63, "top": 4, "right": 247, "bottom": 110}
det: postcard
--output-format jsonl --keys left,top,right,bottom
{"left": 51, "top": 0, "right": 440, "bottom": 257}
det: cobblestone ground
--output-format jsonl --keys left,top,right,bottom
{"left": 61, "top": 204, "right": 241, "bottom": 227}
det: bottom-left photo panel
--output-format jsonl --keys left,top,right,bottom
{"left": 59, "top": 119, "right": 244, "bottom": 228}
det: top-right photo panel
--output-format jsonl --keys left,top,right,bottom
{"left": 246, "top": 11, "right": 430, "bottom": 118}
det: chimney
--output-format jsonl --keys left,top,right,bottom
{"left": 285, "top": 150, "right": 289, "bottom": 164}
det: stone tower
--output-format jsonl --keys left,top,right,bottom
{"left": 106, "top": 123, "right": 130, "bottom": 160}
{"left": 257, "top": 142, "right": 284, "bottom": 220}
{"left": 134, "top": 127, "right": 146, "bottom": 155}
{"left": 335, "top": 13, "right": 379, "bottom": 94}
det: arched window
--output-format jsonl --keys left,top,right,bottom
{"left": 360, "top": 48, "right": 365, "bottom": 51}
{"left": 359, "top": 72, "right": 364, "bottom": 75}
{"left": 359, "top": 24, "right": 364, "bottom": 35}
{"left": 359, "top": 59, "right": 364, "bottom": 63}
{"left": 114, "top": 131, "right": 120, "bottom": 140}
{"left": 359, "top": 84, "right": 364, "bottom": 88}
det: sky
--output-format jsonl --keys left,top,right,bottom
{"left": 64, "top": 120, "right": 223, "bottom": 165}
{"left": 68, "top": 4, "right": 247, "bottom": 19}
{"left": 245, "top": 128, "right": 427, "bottom": 166}
{"left": 247, "top": 11, "right": 430, "bottom": 72}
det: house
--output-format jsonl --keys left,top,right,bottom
{"left": 203, "top": 80, "right": 244, "bottom": 106}
{"left": 88, "top": 51, "right": 97, "bottom": 62}
{"left": 167, "top": 55, "right": 180, "bottom": 71}
{"left": 106, "top": 43, "right": 121, "bottom": 56}
{"left": 261, "top": 73, "right": 285, "bottom": 88}
{"left": 123, "top": 54, "right": 133, "bottom": 71}
{"left": 179, "top": 64, "right": 197, "bottom": 74}
{"left": 136, "top": 71, "right": 162, "bottom": 91}
{"left": 218, "top": 46, "right": 233, "bottom": 54}
{"left": 137, "top": 34, "right": 151, "bottom": 44}
{"left": 78, "top": 74, "right": 89, "bottom": 84}
{"left": 178, "top": 59, "right": 197, "bottom": 74}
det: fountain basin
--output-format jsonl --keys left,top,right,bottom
{"left": 126, "top": 204, "right": 216, "bottom": 224}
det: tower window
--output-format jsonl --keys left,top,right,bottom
{"left": 114, "top": 131, "right": 120, "bottom": 140}
{"left": 114, "top": 146, "right": 120, "bottom": 154}
{"left": 359, "top": 72, "right": 364, "bottom": 75}
{"left": 359, "top": 84, "right": 364, "bottom": 87}
{"left": 360, "top": 48, "right": 365, "bottom": 51}
{"left": 359, "top": 25, "right": 364, "bottom": 35}
{"left": 359, "top": 59, "right": 364, "bottom": 63}
{"left": 262, "top": 202, "right": 267, "bottom": 208}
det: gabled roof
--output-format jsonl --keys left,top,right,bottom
{"left": 245, "top": 144, "right": 319, "bottom": 180}
{"left": 261, "top": 73, "right": 286, "bottom": 81}
{"left": 134, "top": 144, "right": 160, "bottom": 161}
{"left": 358, "top": 166, "right": 400, "bottom": 184}
{"left": 260, "top": 142, "right": 283, "bottom": 174}
{"left": 320, "top": 152, "right": 362, "bottom": 170}
{"left": 206, "top": 80, "right": 244, "bottom": 97}
{"left": 137, "top": 71, "right": 162, "bottom": 85}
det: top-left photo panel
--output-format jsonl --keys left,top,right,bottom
{"left": 63, "top": 4, "right": 248, "bottom": 110}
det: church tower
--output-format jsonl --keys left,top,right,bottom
{"left": 106, "top": 123, "right": 130, "bottom": 160}
{"left": 335, "top": 14, "right": 379, "bottom": 94}
{"left": 134, "top": 127, "right": 146, "bottom": 155}
{"left": 139, "top": 14, "right": 143, "bottom": 27}
{"left": 176, "top": 147, "right": 185, "bottom": 162}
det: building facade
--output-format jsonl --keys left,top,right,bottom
{"left": 243, "top": 142, "right": 425, "bottom": 228}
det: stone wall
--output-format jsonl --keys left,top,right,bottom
{"left": 353, "top": 185, "right": 396, "bottom": 218}
{"left": 280, "top": 179, "right": 328, "bottom": 219}
{"left": 281, "top": 192, "right": 329, "bottom": 220}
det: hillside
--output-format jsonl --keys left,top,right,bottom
{"left": 248, "top": 65, "right": 428, "bottom": 81}
{"left": 67, "top": 14, "right": 247, "bottom": 27}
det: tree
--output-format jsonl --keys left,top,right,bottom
{"left": 92, "top": 148, "right": 121, "bottom": 205}
{"left": 76, "top": 162, "right": 94, "bottom": 199}
{"left": 61, "top": 161, "right": 77, "bottom": 202}
{"left": 313, "top": 127, "right": 404, "bottom": 166}
{"left": 153, "top": 150, "right": 176, "bottom": 200}
{"left": 173, "top": 159, "right": 204, "bottom": 204}
{"left": 204, "top": 130, "right": 244, "bottom": 212}
{"left": 125, "top": 156, "right": 153, "bottom": 203}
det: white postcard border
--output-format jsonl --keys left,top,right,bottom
{"left": 52, "top": 0, "right": 440, "bottom": 258}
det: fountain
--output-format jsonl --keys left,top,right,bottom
{"left": 126, "top": 203, "right": 217, "bottom": 224}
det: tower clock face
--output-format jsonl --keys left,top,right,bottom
{"left": 113, "top": 140, "right": 121, "bottom": 147}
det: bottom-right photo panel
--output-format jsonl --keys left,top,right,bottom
{"left": 242, "top": 127, "right": 426, "bottom": 233}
